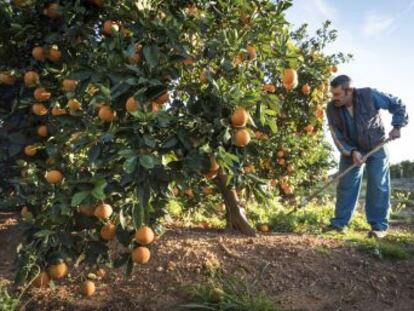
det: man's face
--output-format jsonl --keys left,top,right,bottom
{"left": 330, "top": 86, "right": 352, "bottom": 107}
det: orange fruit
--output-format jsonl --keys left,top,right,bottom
{"left": 98, "top": 105, "right": 115, "bottom": 122}
{"left": 81, "top": 280, "right": 96, "bottom": 297}
{"left": 21, "top": 206, "right": 30, "bottom": 219}
{"left": 231, "top": 107, "right": 249, "bottom": 127}
{"left": 48, "top": 262, "right": 68, "bottom": 280}
{"left": 233, "top": 129, "right": 251, "bottom": 147}
{"left": 233, "top": 53, "right": 244, "bottom": 66}
{"left": 103, "top": 20, "right": 120, "bottom": 36}
{"left": 151, "top": 101, "right": 161, "bottom": 112}
{"left": 32, "top": 47, "right": 46, "bottom": 62}
{"left": 32, "top": 103, "right": 48, "bottom": 116}
{"left": 45, "top": 170, "right": 63, "bottom": 184}
{"left": 94, "top": 203, "right": 113, "bottom": 219}
{"left": 254, "top": 131, "right": 266, "bottom": 140}
{"left": 315, "top": 108, "right": 324, "bottom": 120}
{"left": 262, "top": 84, "right": 276, "bottom": 93}
{"left": 282, "top": 184, "right": 294, "bottom": 195}
{"left": 301, "top": 83, "right": 311, "bottom": 95}
{"left": 62, "top": 79, "right": 79, "bottom": 92}
{"left": 0, "top": 72, "right": 16, "bottom": 85}
{"left": 304, "top": 124, "right": 314, "bottom": 134}
{"left": 287, "top": 164, "right": 295, "bottom": 174}
{"left": 79, "top": 205, "right": 95, "bottom": 217}
{"left": 243, "top": 164, "right": 255, "bottom": 174}
{"left": 277, "top": 158, "right": 286, "bottom": 166}
{"left": 34, "top": 87, "right": 51, "bottom": 102}
{"left": 51, "top": 107, "right": 67, "bottom": 116}
{"left": 184, "top": 188, "right": 194, "bottom": 198}
{"left": 282, "top": 69, "right": 298, "bottom": 90}
{"left": 135, "top": 226, "right": 155, "bottom": 245}
{"left": 37, "top": 125, "right": 48, "bottom": 137}
{"left": 45, "top": 3, "right": 63, "bottom": 18}
{"left": 246, "top": 45, "right": 257, "bottom": 60}
{"left": 154, "top": 91, "right": 169, "bottom": 105}
{"left": 100, "top": 223, "right": 116, "bottom": 241}
{"left": 258, "top": 224, "right": 269, "bottom": 232}
{"left": 128, "top": 53, "right": 142, "bottom": 64}
{"left": 125, "top": 97, "right": 138, "bottom": 112}
{"left": 33, "top": 271, "right": 50, "bottom": 288}
{"left": 24, "top": 71, "right": 40, "bottom": 88}
{"left": 132, "top": 246, "right": 151, "bottom": 264}
{"left": 48, "top": 47, "right": 61, "bottom": 62}
{"left": 68, "top": 99, "right": 81, "bottom": 110}
{"left": 277, "top": 150, "right": 285, "bottom": 158}
{"left": 331, "top": 65, "right": 338, "bottom": 73}
{"left": 24, "top": 145, "right": 37, "bottom": 157}
{"left": 46, "top": 158, "right": 56, "bottom": 165}
{"left": 182, "top": 58, "right": 194, "bottom": 65}
{"left": 202, "top": 187, "right": 213, "bottom": 195}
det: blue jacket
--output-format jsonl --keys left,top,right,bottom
{"left": 326, "top": 88, "right": 408, "bottom": 156}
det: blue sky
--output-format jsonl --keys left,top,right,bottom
{"left": 286, "top": 0, "right": 414, "bottom": 164}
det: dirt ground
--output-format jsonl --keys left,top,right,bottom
{"left": 1, "top": 212, "right": 414, "bottom": 311}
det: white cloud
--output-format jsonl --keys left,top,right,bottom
{"left": 363, "top": 12, "right": 395, "bottom": 37}
{"left": 363, "top": 2, "right": 414, "bottom": 38}
{"left": 313, "top": 0, "right": 338, "bottom": 19}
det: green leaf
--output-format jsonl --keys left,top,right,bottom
{"left": 137, "top": 182, "right": 151, "bottom": 211}
{"left": 268, "top": 119, "right": 278, "bottom": 133}
{"left": 111, "top": 82, "right": 131, "bottom": 99}
{"left": 34, "top": 230, "right": 54, "bottom": 238}
{"left": 139, "top": 155, "right": 155, "bottom": 169}
{"left": 71, "top": 191, "right": 90, "bottom": 207}
{"left": 132, "top": 203, "right": 143, "bottom": 229}
{"left": 91, "top": 179, "right": 107, "bottom": 200}
{"left": 88, "top": 145, "right": 101, "bottom": 164}
{"left": 124, "top": 155, "right": 138, "bottom": 173}
{"left": 143, "top": 45, "right": 159, "bottom": 70}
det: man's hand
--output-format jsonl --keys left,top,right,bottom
{"left": 389, "top": 127, "right": 401, "bottom": 140}
{"left": 352, "top": 150, "right": 365, "bottom": 166}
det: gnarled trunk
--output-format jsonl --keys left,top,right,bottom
{"left": 214, "top": 172, "right": 256, "bottom": 236}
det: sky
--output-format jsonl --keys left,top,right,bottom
{"left": 286, "top": 0, "right": 414, "bottom": 165}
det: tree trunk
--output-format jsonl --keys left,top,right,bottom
{"left": 214, "top": 172, "right": 256, "bottom": 236}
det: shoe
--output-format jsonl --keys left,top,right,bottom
{"left": 368, "top": 230, "right": 388, "bottom": 239}
{"left": 323, "top": 224, "right": 347, "bottom": 233}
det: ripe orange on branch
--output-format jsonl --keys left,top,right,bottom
{"left": 94, "top": 203, "right": 113, "bottom": 219}
{"left": 135, "top": 226, "right": 155, "bottom": 245}
{"left": 45, "top": 170, "right": 63, "bottom": 184}
{"left": 233, "top": 129, "right": 251, "bottom": 147}
{"left": 132, "top": 247, "right": 151, "bottom": 264}
{"left": 231, "top": 107, "right": 249, "bottom": 128}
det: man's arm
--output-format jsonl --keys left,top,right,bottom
{"left": 326, "top": 105, "right": 356, "bottom": 157}
{"left": 372, "top": 89, "right": 409, "bottom": 131}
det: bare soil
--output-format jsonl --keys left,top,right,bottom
{"left": 1, "top": 212, "right": 414, "bottom": 311}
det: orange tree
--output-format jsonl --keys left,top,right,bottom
{"left": 0, "top": 0, "right": 348, "bottom": 284}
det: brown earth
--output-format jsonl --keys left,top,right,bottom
{"left": 1, "top": 212, "right": 414, "bottom": 311}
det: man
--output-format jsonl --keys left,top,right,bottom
{"left": 326, "top": 75, "right": 408, "bottom": 238}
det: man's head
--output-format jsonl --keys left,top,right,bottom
{"left": 330, "top": 75, "right": 354, "bottom": 107}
